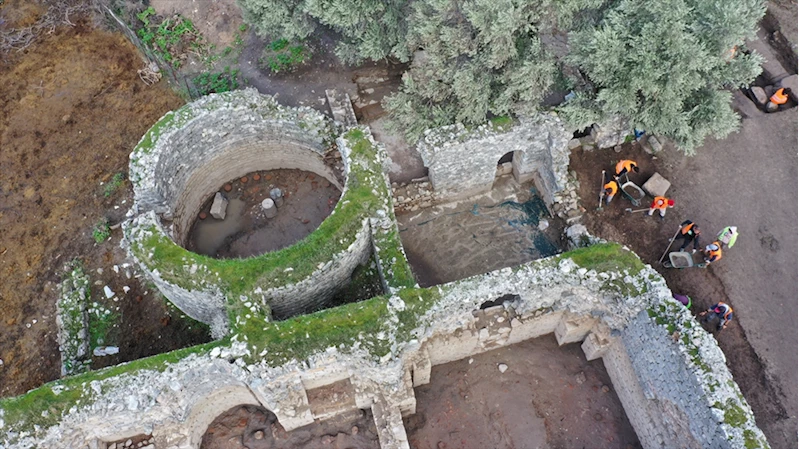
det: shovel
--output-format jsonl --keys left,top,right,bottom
{"left": 625, "top": 208, "right": 649, "bottom": 213}
{"left": 598, "top": 170, "right": 606, "bottom": 210}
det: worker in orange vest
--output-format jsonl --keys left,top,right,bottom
{"left": 769, "top": 87, "right": 791, "bottom": 106}
{"left": 614, "top": 159, "right": 639, "bottom": 182}
{"left": 602, "top": 179, "right": 619, "bottom": 204}
{"left": 673, "top": 220, "right": 701, "bottom": 252}
{"left": 703, "top": 241, "right": 723, "bottom": 265}
{"left": 647, "top": 196, "right": 674, "bottom": 220}
{"left": 699, "top": 301, "right": 733, "bottom": 331}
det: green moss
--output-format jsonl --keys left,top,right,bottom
{"left": 724, "top": 402, "right": 748, "bottom": 427}
{"left": 134, "top": 111, "right": 176, "bottom": 155}
{"left": 489, "top": 115, "right": 513, "bottom": 131}
{"left": 564, "top": 243, "right": 644, "bottom": 275}
{"left": 743, "top": 429, "right": 764, "bottom": 449}
{"left": 0, "top": 339, "right": 225, "bottom": 440}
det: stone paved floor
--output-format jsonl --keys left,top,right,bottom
{"left": 397, "top": 177, "right": 565, "bottom": 287}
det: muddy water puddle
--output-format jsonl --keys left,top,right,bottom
{"left": 187, "top": 169, "right": 341, "bottom": 259}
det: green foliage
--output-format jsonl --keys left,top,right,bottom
{"left": 563, "top": 243, "right": 645, "bottom": 275}
{"left": 383, "top": 0, "right": 560, "bottom": 142}
{"left": 135, "top": 7, "right": 199, "bottom": 68}
{"left": 193, "top": 67, "right": 240, "bottom": 95}
{"left": 92, "top": 220, "right": 110, "bottom": 244}
{"left": 237, "top": 0, "right": 408, "bottom": 64}
{"left": 103, "top": 172, "right": 125, "bottom": 198}
{"left": 259, "top": 39, "right": 309, "bottom": 73}
{"left": 568, "top": 0, "right": 764, "bottom": 153}
{"left": 88, "top": 307, "right": 119, "bottom": 350}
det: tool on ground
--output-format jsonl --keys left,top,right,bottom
{"left": 598, "top": 170, "right": 606, "bottom": 210}
{"left": 624, "top": 208, "right": 649, "bottom": 213}
{"left": 658, "top": 229, "right": 682, "bottom": 264}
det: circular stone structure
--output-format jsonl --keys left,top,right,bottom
{"left": 124, "top": 90, "right": 377, "bottom": 336}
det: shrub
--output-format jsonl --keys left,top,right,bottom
{"left": 103, "top": 173, "right": 125, "bottom": 198}
{"left": 193, "top": 67, "right": 240, "bottom": 95}
{"left": 92, "top": 220, "right": 110, "bottom": 244}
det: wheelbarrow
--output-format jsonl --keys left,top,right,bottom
{"left": 619, "top": 181, "right": 646, "bottom": 207}
{"left": 658, "top": 230, "right": 707, "bottom": 268}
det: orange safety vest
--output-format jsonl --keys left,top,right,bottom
{"left": 651, "top": 196, "right": 668, "bottom": 210}
{"left": 604, "top": 180, "right": 618, "bottom": 195}
{"left": 770, "top": 88, "right": 788, "bottom": 105}
{"left": 706, "top": 241, "right": 723, "bottom": 262}
{"left": 615, "top": 160, "right": 637, "bottom": 175}
{"left": 715, "top": 302, "right": 733, "bottom": 320}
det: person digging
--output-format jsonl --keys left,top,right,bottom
{"left": 671, "top": 220, "right": 701, "bottom": 252}
{"left": 601, "top": 178, "right": 619, "bottom": 205}
{"left": 647, "top": 196, "right": 674, "bottom": 220}
{"left": 703, "top": 241, "right": 723, "bottom": 265}
{"left": 614, "top": 159, "right": 639, "bottom": 183}
{"left": 699, "top": 301, "right": 734, "bottom": 331}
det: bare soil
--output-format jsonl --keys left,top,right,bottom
{"left": 405, "top": 336, "right": 641, "bottom": 449}
{"left": 569, "top": 141, "right": 794, "bottom": 449}
{"left": 0, "top": 15, "right": 210, "bottom": 396}
{"left": 201, "top": 405, "right": 380, "bottom": 449}
{"left": 186, "top": 169, "right": 342, "bottom": 258}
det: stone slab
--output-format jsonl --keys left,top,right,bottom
{"left": 210, "top": 192, "right": 228, "bottom": 220}
{"left": 642, "top": 173, "right": 670, "bottom": 198}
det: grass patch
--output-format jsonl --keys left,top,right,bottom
{"left": 92, "top": 219, "right": 110, "bottom": 244}
{"left": 259, "top": 39, "right": 309, "bottom": 73}
{"left": 564, "top": 243, "right": 644, "bottom": 274}
{"left": 87, "top": 306, "right": 119, "bottom": 349}
{"left": 103, "top": 172, "right": 126, "bottom": 198}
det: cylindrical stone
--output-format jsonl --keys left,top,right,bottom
{"left": 270, "top": 188, "right": 284, "bottom": 207}
{"left": 261, "top": 198, "right": 277, "bottom": 218}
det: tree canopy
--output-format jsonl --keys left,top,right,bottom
{"left": 237, "top": 0, "right": 766, "bottom": 152}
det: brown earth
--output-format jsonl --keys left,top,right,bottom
{"left": 0, "top": 15, "right": 213, "bottom": 397}
{"left": 405, "top": 336, "right": 641, "bottom": 449}
{"left": 569, "top": 137, "right": 795, "bottom": 449}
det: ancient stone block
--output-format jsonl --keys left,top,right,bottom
{"left": 751, "top": 86, "right": 768, "bottom": 105}
{"left": 642, "top": 173, "right": 670, "bottom": 198}
{"left": 210, "top": 192, "right": 228, "bottom": 220}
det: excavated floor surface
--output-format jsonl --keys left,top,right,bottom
{"left": 186, "top": 169, "right": 341, "bottom": 258}
{"left": 404, "top": 336, "right": 641, "bottom": 449}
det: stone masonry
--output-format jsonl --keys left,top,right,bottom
{"left": 0, "top": 250, "right": 769, "bottom": 449}
{"left": 417, "top": 113, "right": 572, "bottom": 205}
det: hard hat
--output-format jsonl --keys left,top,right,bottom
{"left": 667, "top": 199, "right": 675, "bottom": 206}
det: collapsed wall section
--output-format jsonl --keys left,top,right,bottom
{"left": 416, "top": 114, "right": 571, "bottom": 204}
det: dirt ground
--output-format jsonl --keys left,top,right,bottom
{"left": 187, "top": 169, "right": 342, "bottom": 258}
{"left": 569, "top": 103, "right": 797, "bottom": 449}
{"left": 201, "top": 405, "right": 380, "bottom": 449}
{"left": 0, "top": 12, "right": 212, "bottom": 396}
{"left": 405, "top": 336, "right": 641, "bottom": 449}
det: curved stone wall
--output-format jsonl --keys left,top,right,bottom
{"left": 129, "top": 89, "right": 342, "bottom": 244}
{"left": 123, "top": 91, "right": 381, "bottom": 335}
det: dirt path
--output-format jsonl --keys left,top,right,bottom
{"left": 569, "top": 98, "right": 797, "bottom": 448}
{"left": 0, "top": 18, "right": 209, "bottom": 396}
{"left": 405, "top": 336, "right": 641, "bottom": 449}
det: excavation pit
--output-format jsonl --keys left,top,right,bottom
{"left": 405, "top": 336, "right": 641, "bottom": 449}
{"left": 186, "top": 169, "right": 342, "bottom": 259}
{"left": 201, "top": 405, "right": 380, "bottom": 449}
{"left": 398, "top": 178, "right": 564, "bottom": 287}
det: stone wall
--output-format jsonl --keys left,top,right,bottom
{"left": 416, "top": 114, "right": 571, "bottom": 204}
{"left": 128, "top": 89, "right": 340, "bottom": 243}
{"left": 1, "top": 247, "right": 768, "bottom": 449}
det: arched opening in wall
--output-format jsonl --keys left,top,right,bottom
{"left": 404, "top": 335, "right": 642, "bottom": 449}
{"left": 184, "top": 167, "right": 344, "bottom": 259}
{"left": 495, "top": 151, "right": 515, "bottom": 180}
{"left": 200, "top": 404, "right": 381, "bottom": 449}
